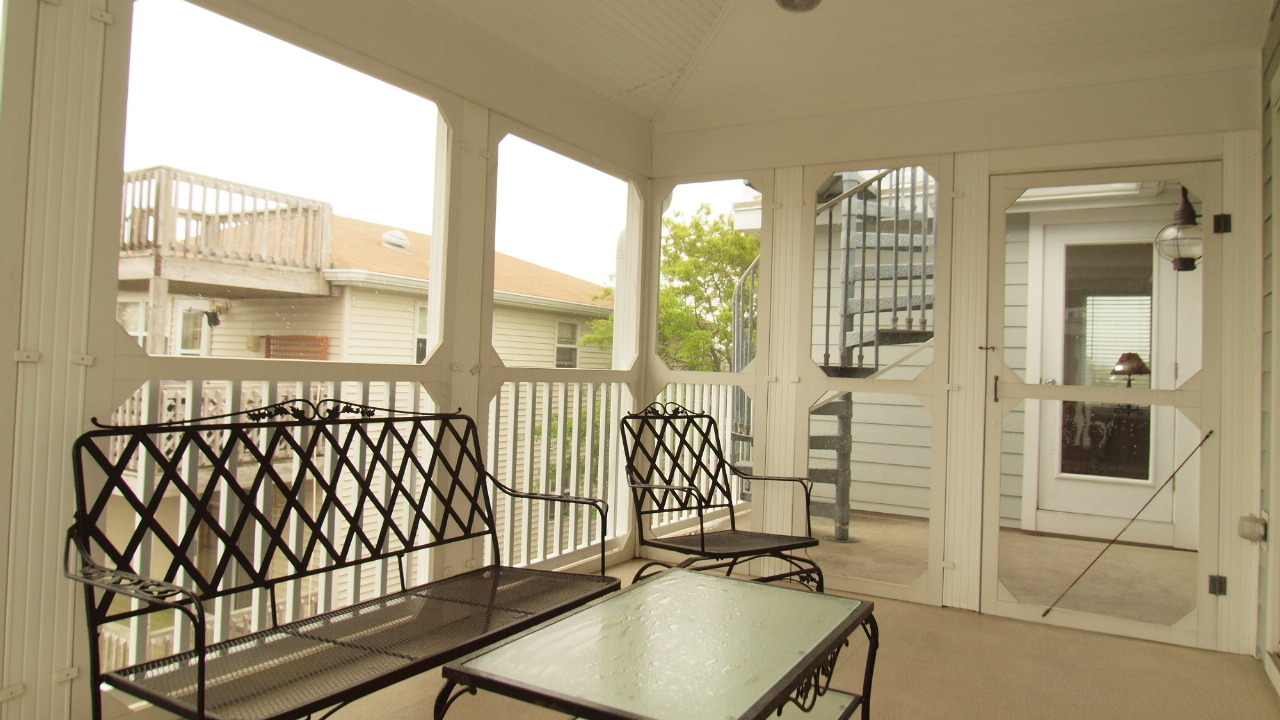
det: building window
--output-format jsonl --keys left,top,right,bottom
{"left": 415, "top": 303, "right": 429, "bottom": 363}
{"left": 117, "top": 301, "right": 147, "bottom": 348}
{"left": 176, "top": 302, "right": 210, "bottom": 356}
{"left": 556, "top": 321, "right": 578, "bottom": 368}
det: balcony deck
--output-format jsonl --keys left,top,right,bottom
{"left": 120, "top": 166, "right": 333, "bottom": 297}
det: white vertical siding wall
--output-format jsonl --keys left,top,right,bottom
{"left": 4, "top": 2, "right": 113, "bottom": 718}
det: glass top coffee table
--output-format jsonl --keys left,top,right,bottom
{"left": 435, "top": 569, "right": 878, "bottom": 720}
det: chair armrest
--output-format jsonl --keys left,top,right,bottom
{"left": 628, "top": 483, "right": 699, "bottom": 493}
{"left": 484, "top": 473, "right": 611, "bottom": 575}
{"left": 728, "top": 467, "right": 815, "bottom": 537}
{"left": 627, "top": 482, "right": 707, "bottom": 506}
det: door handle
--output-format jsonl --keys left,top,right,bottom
{"left": 993, "top": 375, "right": 999, "bottom": 403}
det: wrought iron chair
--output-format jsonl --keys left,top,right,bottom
{"left": 620, "top": 402, "right": 824, "bottom": 590}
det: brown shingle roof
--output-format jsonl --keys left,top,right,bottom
{"left": 329, "top": 216, "right": 611, "bottom": 307}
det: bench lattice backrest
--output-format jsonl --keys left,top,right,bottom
{"left": 69, "top": 401, "right": 498, "bottom": 625}
{"left": 620, "top": 403, "right": 738, "bottom": 524}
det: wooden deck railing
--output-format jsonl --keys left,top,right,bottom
{"left": 121, "top": 166, "right": 332, "bottom": 270}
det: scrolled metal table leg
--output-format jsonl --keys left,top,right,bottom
{"left": 433, "top": 678, "right": 477, "bottom": 720}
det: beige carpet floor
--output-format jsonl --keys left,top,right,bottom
{"left": 810, "top": 512, "right": 1198, "bottom": 626}
{"left": 352, "top": 560, "right": 1279, "bottom": 720}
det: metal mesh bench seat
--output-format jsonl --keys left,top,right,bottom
{"left": 105, "top": 566, "right": 616, "bottom": 720}
{"left": 65, "top": 400, "right": 619, "bottom": 720}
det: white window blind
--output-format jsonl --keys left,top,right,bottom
{"left": 1084, "top": 295, "right": 1151, "bottom": 388}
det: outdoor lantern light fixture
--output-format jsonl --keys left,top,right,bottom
{"left": 1154, "top": 186, "right": 1203, "bottom": 271}
{"left": 1111, "top": 352, "right": 1150, "bottom": 388}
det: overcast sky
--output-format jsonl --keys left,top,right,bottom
{"left": 124, "top": 0, "right": 754, "bottom": 286}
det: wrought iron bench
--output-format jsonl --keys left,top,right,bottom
{"left": 620, "top": 402, "right": 824, "bottom": 591}
{"left": 64, "top": 399, "right": 619, "bottom": 720}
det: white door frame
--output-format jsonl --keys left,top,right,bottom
{"left": 1021, "top": 217, "right": 1200, "bottom": 548}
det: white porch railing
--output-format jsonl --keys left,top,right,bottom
{"left": 99, "top": 377, "right": 623, "bottom": 667}
{"left": 486, "top": 381, "right": 626, "bottom": 568}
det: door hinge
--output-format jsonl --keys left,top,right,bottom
{"left": 1208, "top": 575, "right": 1228, "bottom": 596}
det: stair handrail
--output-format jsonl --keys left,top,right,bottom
{"left": 814, "top": 168, "right": 895, "bottom": 216}
{"left": 730, "top": 255, "right": 761, "bottom": 373}
{"left": 730, "top": 256, "right": 761, "bottom": 442}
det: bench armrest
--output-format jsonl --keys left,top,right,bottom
{"left": 484, "top": 473, "right": 611, "bottom": 575}
{"left": 65, "top": 527, "right": 213, "bottom": 717}
{"left": 64, "top": 527, "right": 208, "bottom": 632}
{"left": 64, "top": 528, "right": 202, "bottom": 613}
{"left": 729, "top": 467, "right": 815, "bottom": 537}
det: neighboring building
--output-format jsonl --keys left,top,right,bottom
{"left": 115, "top": 167, "right": 612, "bottom": 369}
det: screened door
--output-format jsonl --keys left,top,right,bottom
{"left": 983, "top": 163, "right": 1220, "bottom": 646}
{"left": 800, "top": 161, "right": 951, "bottom": 605}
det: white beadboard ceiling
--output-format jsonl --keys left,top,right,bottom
{"left": 416, "top": 0, "right": 1268, "bottom": 133}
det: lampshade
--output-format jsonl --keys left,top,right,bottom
{"left": 1154, "top": 186, "right": 1202, "bottom": 271}
{"left": 1111, "top": 352, "right": 1150, "bottom": 381}
{"left": 776, "top": 0, "right": 822, "bottom": 11}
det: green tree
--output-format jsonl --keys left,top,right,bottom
{"left": 582, "top": 204, "right": 758, "bottom": 372}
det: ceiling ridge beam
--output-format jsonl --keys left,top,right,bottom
{"left": 609, "top": 69, "right": 681, "bottom": 102}
{"left": 653, "top": 0, "right": 739, "bottom": 126}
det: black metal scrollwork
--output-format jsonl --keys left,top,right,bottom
{"left": 78, "top": 565, "right": 186, "bottom": 602}
{"left": 638, "top": 401, "right": 694, "bottom": 417}
{"left": 90, "top": 397, "right": 397, "bottom": 429}
{"left": 781, "top": 641, "right": 846, "bottom": 715}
